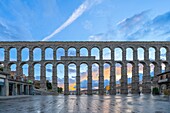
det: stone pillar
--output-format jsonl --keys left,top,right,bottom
{"left": 76, "top": 65, "right": 80, "bottom": 95}
{"left": 131, "top": 63, "right": 139, "bottom": 94}
{"left": 4, "top": 48, "right": 9, "bottom": 62}
{"left": 17, "top": 49, "right": 21, "bottom": 62}
{"left": 100, "top": 49, "right": 103, "bottom": 60}
{"left": 99, "top": 64, "right": 104, "bottom": 95}
{"left": 166, "top": 48, "right": 170, "bottom": 62}
{"left": 155, "top": 48, "right": 160, "bottom": 61}
{"left": 52, "top": 65, "right": 58, "bottom": 93}
{"left": 5, "top": 78, "right": 9, "bottom": 96}
{"left": 64, "top": 65, "right": 69, "bottom": 95}
{"left": 111, "top": 49, "right": 114, "bottom": 60}
{"left": 29, "top": 49, "right": 33, "bottom": 61}
{"left": 53, "top": 49, "right": 56, "bottom": 60}
{"left": 87, "top": 65, "right": 92, "bottom": 95}
{"left": 28, "top": 64, "right": 34, "bottom": 81}
{"left": 65, "top": 49, "right": 68, "bottom": 57}
{"left": 42, "top": 50, "right": 45, "bottom": 61}
{"left": 121, "top": 63, "right": 128, "bottom": 94}
{"left": 76, "top": 49, "right": 80, "bottom": 56}
{"left": 88, "top": 49, "right": 91, "bottom": 56}
{"left": 40, "top": 64, "right": 47, "bottom": 90}
{"left": 144, "top": 48, "right": 149, "bottom": 61}
{"left": 109, "top": 64, "right": 116, "bottom": 95}
{"left": 142, "top": 64, "right": 151, "bottom": 94}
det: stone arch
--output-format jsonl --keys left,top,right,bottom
{"left": 57, "top": 63, "right": 64, "bottom": 89}
{"left": 137, "top": 47, "right": 145, "bottom": 60}
{"left": 45, "top": 47, "right": 53, "bottom": 60}
{"left": 115, "top": 62, "right": 122, "bottom": 93}
{"left": 21, "top": 47, "right": 29, "bottom": 61}
{"left": 68, "top": 63, "right": 76, "bottom": 92}
{"left": 9, "top": 47, "right": 17, "bottom": 61}
{"left": 80, "top": 47, "right": 88, "bottom": 56}
{"left": 149, "top": 47, "right": 156, "bottom": 61}
{"left": 0, "top": 47, "right": 4, "bottom": 61}
{"left": 160, "top": 47, "right": 167, "bottom": 60}
{"left": 103, "top": 63, "right": 110, "bottom": 91}
{"left": 56, "top": 47, "right": 65, "bottom": 60}
{"left": 92, "top": 63, "right": 99, "bottom": 92}
{"left": 21, "top": 63, "right": 29, "bottom": 77}
{"left": 103, "top": 47, "right": 111, "bottom": 60}
{"left": 91, "top": 47, "right": 100, "bottom": 60}
{"left": 45, "top": 63, "right": 53, "bottom": 82}
{"left": 80, "top": 63, "right": 88, "bottom": 92}
{"left": 127, "top": 63, "right": 133, "bottom": 84}
{"left": 126, "top": 48, "right": 133, "bottom": 61}
{"left": 68, "top": 47, "right": 76, "bottom": 56}
{"left": 33, "top": 48, "right": 42, "bottom": 61}
{"left": 34, "top": 63, "right": 41, "bottom": 80}
{"left": 114, "top": 47, "right": 122, "bottom": 61}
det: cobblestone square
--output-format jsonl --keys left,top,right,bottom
{"left": 0, "top": 94, "right": 170, "bottom": 113}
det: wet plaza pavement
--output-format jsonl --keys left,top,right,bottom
{"left": 0, "top": 94, "right": 170, "bottom": 113}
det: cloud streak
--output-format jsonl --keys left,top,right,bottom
{"left": 42, "top": 0, "right": 102, "bottom": 41}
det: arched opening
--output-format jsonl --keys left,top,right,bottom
{"left": 104, "top": 63, "right": 110, "bottom": 94}
{"left": 127, "top": 63, "right": 132, "bottom": 84}
{"left": 9, "top": 64, "right": 17, "bottom": 79}
{"left": 68, "top": 48, "right": 76, "bottom": 56}
{"left": 56, "top": 48, "right": 65, "bottom": 60}
{"left": 137, "top": 48, "right": 144, "bottom": 60}
{"left": 80, "top": 48, "right": 88, "bottom": 56}
{"left": 150, "top": 63, "right": 155, "bottom": 77}
{"left": 10, "top": 48, "right": 17, "bottom": 61}
{"left": 114, "top": 48, "right": 122, "bottom": 61}
{"left": 57, "top": 64, "right": 64, "bottom": 90}
{"left": 45, "top": 64, "right": 53, "bottom": 85}
{"left": 115, "top": 63, "right": 121, "bottom": 94}
{"left": 126, "top": 48, "right": 133, "bottom": 61}
{"left": 161, "top": 63, "right": 166, "bottom": 73}
{"left": 45, "top": 48, "right": 53, "bottom": 60}
{"left": 68, "top": 63, "right": 76, "bottom": 93}
{"left": 0, "top": 48, "right": 4, "bottom": 61}
{"left": 91, "top": 48, "right": 99, "bottom": 60}
{"left": 22, "top": 64, "right": 28, "bottom": 77}
{"left": 34, "top": 64, "right": 41, "bottom": 80}
{"left": 33, "top": 48, "right": 41, "bottom": 61}
{"left": 92, "top": 63, "right": 99, "bottom": 94}
{"left": 103, "top": 48, "right": 111, "bottom": 60}
{"left": 80, "top": 63, "right": 88, "bottom": 93}
{"left": 160, "top": 47, "right": 167, "bottom": 60}
{"left": 21, "top": 48, "right": 29, "bottom": 61}
{"left": 149, "top": 47, "right": 155, "bottom": 61}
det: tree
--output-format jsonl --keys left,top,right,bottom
{"left": 46, "top": 80, "right": 52, "bottom": 90}
{"left": 152, "top": 87, "right": 160, "bottom": 95}
{"left": 58, "top": 87, "right": 63, "bottom": 93}
{"left": 0, "top": 66, "right": 3, "bottom": 71}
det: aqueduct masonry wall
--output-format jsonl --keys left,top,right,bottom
{"left": 0, "top": 41, "right": 170, "bottom": 95}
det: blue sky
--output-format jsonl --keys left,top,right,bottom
{"left": 0, "top": 0, "right": 169, "bottom": 90}
{"left": 0, "top": 0, "right": 170, "bottom": 41}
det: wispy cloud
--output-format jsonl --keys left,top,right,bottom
{"left": 89, "top": 10, "right": 170, "bottom": 41}
{"left": 42, "top": 0, "right": 102, "bottom": 41}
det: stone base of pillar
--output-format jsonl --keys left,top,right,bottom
{"left": 121, "top": 85, "right": 128, "bottom": 94}
{"left": 28, "top": 76, "right": 34, "bottom": 82}
{"left": 131, "top": 82, "right": 139, "bottom": 94}
{"left": 64, "top": 83, "right": 69, "bottom": 95}
{"left": 40, "top": 76, "right": 47, "bottom": 90}
{"left": 109, "top": 89, "right": 116, "bottom": 95}
{"left": 52, "top": 83, "right": 58, "bottom": 93}
{"left": 142, "top": 82, "right": 151, "bottom": 94}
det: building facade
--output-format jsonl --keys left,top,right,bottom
{"left": 0, "top": 41, "right": 170, "bottom": 95}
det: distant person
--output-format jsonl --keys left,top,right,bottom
{"left": 138, "top": 90, "right": 141, "bottom": 95}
